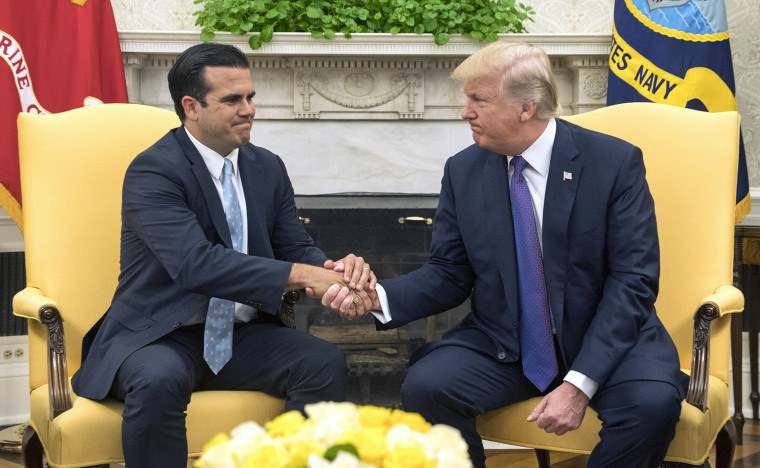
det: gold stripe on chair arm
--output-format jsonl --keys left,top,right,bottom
{"left": 12, "top": 287, "right": 73, "bottom": 419}
{"left": 687, "top": 285, "right": 744, "bottom": 412}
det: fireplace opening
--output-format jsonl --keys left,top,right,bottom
{"left": 294, "top": 195, "right": 470, "bottom": 407}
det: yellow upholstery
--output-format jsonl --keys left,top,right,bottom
{"left": 14, "top": 104, "right": 285, "bottom": 467}
{"left": 477, "top": 102, "right": 742, "bottom": 465}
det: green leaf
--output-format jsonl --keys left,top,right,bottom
{"left": 324, "top": 29, "right": 335, "bottom": 39}
{"left": 311, "top": 31, "right": 324, "bottom": 38}
{"left": 200, "top": 29, "right": 216, "bottom": 42}
{"left": 248, "top": 35, "right": 262, "bottom": 49}
{"left": 434, "top": 32, "right": 449, "bottom": 45}
{"left": 374, "top": 12, "right": 382, "bottom": 20}
{"left": 389, "top": 26, "right": 401, "bottom": 34}
{"left": 324, "top": 444, "right": 358, "bottom": 462}
{"left": 261, "top": 24, "right": 275, "bottom": 42}
{"left": 406, "top": 17, "right": 415, "bottom": 26}
{"left": 414, "top": 23, "right": 425, "bottom": 34}
{"left": 306, "top": 6, "right": 323, "bottom": 18}
{"left": 241, "top": 21, "right": 254, "bottom": 32}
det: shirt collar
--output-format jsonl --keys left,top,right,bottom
{"left": 184, "top": 127, "right": 240, "bottom": 181}
{"left": 508, "top": 117, "right": 556, "bottom": 176}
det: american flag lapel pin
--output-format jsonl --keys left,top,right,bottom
{"left": 563, "top": 171, "right": 573, "bottom": 181}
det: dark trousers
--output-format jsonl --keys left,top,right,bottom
{"left": 111, "top": 321, "right": 348, "bottom": 468}
{"left": 401, "top": 345, "right": 682, "bottom": 468}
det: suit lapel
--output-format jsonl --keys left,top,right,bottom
{"left": 237, "top": 146, "right": 266, "bottom": 257}
{"left": 174, "top": 127, "right": 233, "bottom": 248}
{"left": 543, "top": 119, "right": 581, "bottom": 337}
{"left": 483, "top": 152, "right": 521, "bottom": 321}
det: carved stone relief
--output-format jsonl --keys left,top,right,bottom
{"left": 294, "top": 66, "right": 423, "bottom": 120}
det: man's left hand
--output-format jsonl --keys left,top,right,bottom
{"left": 325, "top": 254, "right": 377, "bottom": 292}
{"left": 526, "top": 381, "right": 590, "bottom": 436}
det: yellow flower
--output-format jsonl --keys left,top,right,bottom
{"left": 284, "top": 441, "right": 322, "bottom": 468}
{"left": 358, "top": 406, "right": 393, "bottom": 429}
{"left": 243, "top": 444, "right": 288, "bottom": 468}
{"left": 384, "top": 445, "right": 433, "bottom": 468}
{"left": 338, "top": 427, "right": 387, "bottom": 466}
{"left": 389, "top": 410, "right": 431, "bottom": 433}
{"left": 267, "top": 411, "right": 307, "bottom": 438}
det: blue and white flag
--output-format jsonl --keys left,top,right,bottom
{"left": 607, "top": 0, "right": 750, "bottom": 222}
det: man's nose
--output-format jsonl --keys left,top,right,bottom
{"left": 461, "top": 99, "right": 475, "bottom": 120}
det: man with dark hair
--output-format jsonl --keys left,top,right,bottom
{"left": 72, "top": 42, "right": 375, "bottom": 467}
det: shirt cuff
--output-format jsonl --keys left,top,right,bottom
{"left": 564, "top": 370, "right": 598, "bottom": 400}
{"left": 370, "top": 284, "right": 392, "bottom": 324}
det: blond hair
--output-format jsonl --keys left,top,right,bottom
{"left": 452, "top": 41, "right": 562, "bottom": 119}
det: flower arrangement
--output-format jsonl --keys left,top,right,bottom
{"left": 196, "top": 401, "right": 472, "bottom": 468}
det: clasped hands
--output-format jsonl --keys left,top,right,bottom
{"left": 304, "top": 254, "right": 380, "bottom": 320}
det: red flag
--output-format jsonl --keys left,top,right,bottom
{"left": 0, "top": 0, "right": 128, "bottom": 231}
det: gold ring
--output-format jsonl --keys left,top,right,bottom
{"left": 352, "top": 294, "right": 361, "bottom": 304}
{"left": 362, "top": 267, "right": 370, "bottom": 270}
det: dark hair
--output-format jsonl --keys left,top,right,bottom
{"left": 168, "top": 43, "right": 250, "bottom": 121}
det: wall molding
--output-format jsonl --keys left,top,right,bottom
{"left": 119, "top": 31, "right": 613, "bottom": 57}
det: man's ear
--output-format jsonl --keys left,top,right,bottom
{"left": 520, "top": 102, "right": 538, "bottom": 122}
{"left": 182, "top": 96, "right": 199, "bottom": 121}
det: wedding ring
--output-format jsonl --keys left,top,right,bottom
{"left": 362, "top": 267, "right": 370, "bottom": 270}
{"left": 352, "top": 294, "right": 361, "bottom": 304}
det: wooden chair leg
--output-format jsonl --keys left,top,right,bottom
{"left": 21, "top": 425, "right": 44, "bottom": 468}
{"left": 714, "top": 419, "right": 737, "bottom": 468}
{"left": 534, "top": 448, "right": 551, "bottom": 468}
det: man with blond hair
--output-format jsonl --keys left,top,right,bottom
{"left": 326, "top": 41, "right": 688, "bottom": 467}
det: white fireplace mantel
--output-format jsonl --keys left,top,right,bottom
{"left": 120, "top": 31, "right": 612, "bottom": 57}
{"left": 118, "top": 32, "right": 612, "bottom": 196}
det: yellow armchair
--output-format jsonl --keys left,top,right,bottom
{"left": 477, "top": 102, "right": 742, "bottom": 467}
{"left": 14, "top": 104, "right": 285, "bottom": 468}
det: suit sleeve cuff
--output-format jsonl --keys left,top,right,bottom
{"left": 370, "top": 284, "right": 392, "bottom": 324}
{"left": 564, "top": 370, "right": 598, "bottom": 400}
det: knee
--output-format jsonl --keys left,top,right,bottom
{"left": 637, "top": 388, "right": 681, "bottom": 432}
{"left": 604, "top": 383, "right": 681, "bottom": 436}
{"left": 401, "top": 363, "right": 446, "bottom": 410}
{"left": 123, "top": 367, "right": 193, "bottom": 407}
{"left": 299, "top": 340, "right": 348, "bottom": 386}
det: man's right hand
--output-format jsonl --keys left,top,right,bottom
{"left": 319, "top": 283, "right": 380, "bottom": 320}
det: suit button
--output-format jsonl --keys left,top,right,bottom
{"left": 173, "top": 322, "right": 181, "bottom": 329}
{"left": 497, "top": 352, "right": 506, "bottom": 360}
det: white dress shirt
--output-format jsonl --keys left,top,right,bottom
{"left": 373, "top": 118, "right": 598, "bottom": 399}
{"left": 184, "top": 128, "right": 257, "bottom": 324}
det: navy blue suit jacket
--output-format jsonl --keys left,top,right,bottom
{"left": 72, "top": 127, "right": 327, "bottom": 400}
{"left": 380, "top": 119, "right": 686, "bottom": 395}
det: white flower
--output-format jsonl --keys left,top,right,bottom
{"left": 307, "top": 451, "right": 374, "bottom": 468}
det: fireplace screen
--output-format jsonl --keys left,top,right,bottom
{"left": 294, "top": 198, "right": 470, "bottom": 407}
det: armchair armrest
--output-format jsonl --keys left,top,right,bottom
{"left": 687, "top": 284, "right": 744, "bottom": 412}
{"left": 12, "top": 287, "right": 73, "bottom": 420}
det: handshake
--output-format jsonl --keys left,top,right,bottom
{"left": 288, "top": 254, "right": 381, "bottom": 320}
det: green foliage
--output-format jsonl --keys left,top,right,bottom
{"left": 193, "top": 0, "right": 535, "bottom": 50}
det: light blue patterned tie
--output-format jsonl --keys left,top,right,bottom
{"left": 510, "top": 156, "right": 558, "bottom": 391}
{"left": 204, "top": 158, "right": 243, "bottom": 374}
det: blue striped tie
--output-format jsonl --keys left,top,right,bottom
{"left": 510, "top": 156, "right": 558, "bottom": 391}
{"left": 204, "top": 158, "right": 243, "bottom": 374}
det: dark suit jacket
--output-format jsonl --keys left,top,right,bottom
{"left": 380, "top": 118, "right": 686, "bottom": 395}
{"left": 72, "top": 127, "right": 327, "bottom": 400}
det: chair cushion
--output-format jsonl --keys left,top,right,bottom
{"left": 476, "top": 373, "right": 729, "bottom": 464}
{"left": 29, "top": 383, "right": 285, "bottom": 468}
